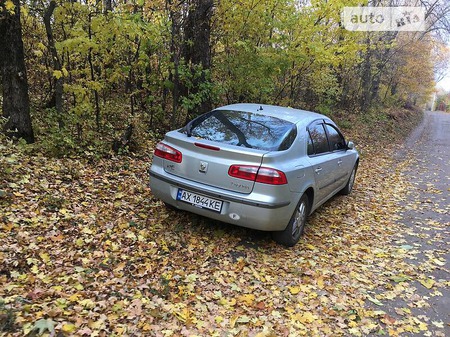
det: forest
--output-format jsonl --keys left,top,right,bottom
{"left": 1, "top": 0, "right": 449, "bottom": 155}
{"left": 2, "top": 1, "right": 450, "bottom": 336}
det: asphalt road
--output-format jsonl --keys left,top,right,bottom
{"left": 390, "top": 110, "right": 450, "bottom": 336}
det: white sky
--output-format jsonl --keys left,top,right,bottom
{"left": 436, "top": 74, "right": 450, "bottom": 92}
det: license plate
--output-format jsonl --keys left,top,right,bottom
{"left": 176, "top": 189, "right": 223, "bottom": 213}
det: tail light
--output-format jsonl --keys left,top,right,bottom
{"left": 228, "top": 165, "right": 287, "bottom": 185}
{"left": 154, "top": 142, "right": 182, "bottom": 163}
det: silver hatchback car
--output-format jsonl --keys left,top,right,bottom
{"left": 149, "top": 103, "right": 359, "bottom": 246}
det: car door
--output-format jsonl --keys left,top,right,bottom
{"left": 324, "top": 123, "right": 354, "bottom": 191}
{"left": 306, "top": 122, "right": 336, "bottom": 205}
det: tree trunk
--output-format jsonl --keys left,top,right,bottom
{"left": 360, "top": 36, "right": 372, "bottom": 112}
{"left": 182, "top": 0, "right": 214, "bottom": 124}
{"left": 43, "top": 0, "right": 64, "bottom": 128}
{"left": 104, "top": 0, "right": 112, "bottom": 13}
{"left": 87, "top": 11, "right": 101, "bottom": 131}
{"left": 0, "top": 0, "right": 34, "bottom": 143}
{"left": 167, "top": 0, "right": 182, "bottom": 128}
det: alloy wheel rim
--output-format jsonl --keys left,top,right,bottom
{"left": 348, "top": 168, "right": 356, "bottom": 191}
{"left": 292, "top": 200, "right": 306, "bottom": 237}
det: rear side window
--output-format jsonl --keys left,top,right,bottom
{"left": 307, "top": 123, "right": 329, "bottom": 155}
{"left": 185, "top": 110, "right": 297, "bottom": 151}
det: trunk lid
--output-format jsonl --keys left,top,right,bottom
{"left": 161, "top": 131, "right": 266, "bottom": 194}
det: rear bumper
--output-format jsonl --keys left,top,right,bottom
{"left": 149, "top": 170, "right": 297, "bottom": 231}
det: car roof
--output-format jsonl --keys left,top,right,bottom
{"left": 215, "top": 103, "right": 327, "bottom": 125}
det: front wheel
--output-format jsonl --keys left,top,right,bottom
{"left": 272, "top": 194, "right": 309, "bottom": 247}
{"left": 340, "top": 164, "right": 357, "bottom": 195}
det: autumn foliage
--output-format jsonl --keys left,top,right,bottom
{"left": 1, "top": 108, "right": 449, "bottom": 336}
{"left": 1, "top": 2, "right": 449, "bottom": 335}
{"left": 1, "top": 0, "right": 448, "bottom": 152}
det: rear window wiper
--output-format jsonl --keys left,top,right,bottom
{"left": 184, "top": 121, "right": 193, "bottom": 137}
{"left": 183, "top": 110, "right": 216, "bottom": 137}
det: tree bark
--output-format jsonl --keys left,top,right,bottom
{"left": 360, "top": 35, "right": 372, "bottom": 112}
{"left": 183, "top": 0, "right": 213, "bottom": 71}
{"left": 182, "top": 0, "right": 214, "bottom": 124}
{"left": 87, "top": 11, "right": 101, "bottom": 131}
{"left": 103, "top": 0, "right": 112, "bottom": 13}
{"left": 43, "top": 0, "right": 64, "bottom": 128}
{"left": 167, "top": 0, "right": 182, "bottom": 127}
{"left": 0, "top": 0, "right": 34, "bottom": 143}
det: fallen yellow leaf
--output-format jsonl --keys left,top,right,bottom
{"left": 317, "top": 276, "right": 324, "bottom": 289}
{"left": 296, "top": 311, "right": 317, "bottom": 324}
{"left": 289, "top": 286, "right": 301, "bottom": 295}
{"left": 238, "top": 294, "right": 255, "bottom": 306}
{"left": 61, "top": 323, "right": 76, "bottom": 333}
{"left": 419, "top": 278, "right": 435, "bottom": 289}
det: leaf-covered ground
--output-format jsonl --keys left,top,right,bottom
{"left": 1, "top": 116, "right": 448, "bottom": 336}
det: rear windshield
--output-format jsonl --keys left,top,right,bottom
{"left": 183, "top": 109, "right": 297, "bottom": 151}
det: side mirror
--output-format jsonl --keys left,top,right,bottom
{"left": 347, "top": 141, "right": 355, "bottom": 150}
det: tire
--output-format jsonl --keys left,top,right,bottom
{"left": 340, "top": 164, "right": 357, "bottom": 195}
{"left": 272, "top": 194, "right": 309, "bottom": 247}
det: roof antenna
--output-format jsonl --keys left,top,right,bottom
{"left": 258, "top": 105, "right": 263, "bottom": 111}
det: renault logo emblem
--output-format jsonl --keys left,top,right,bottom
{"left": 199, "top": 161, "right": 208, "bottom": 173}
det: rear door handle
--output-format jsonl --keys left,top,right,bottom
{"left": 315, "top": 167, "right": 323, "bottom": 174}
{"left": 337, "top": 160, "right": 343, "bottom": 166}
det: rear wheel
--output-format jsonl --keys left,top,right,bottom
{"left": 340, "top": 164, "right": 357, "bottom": 195}
{"left": 272, "top": 194, "right": 309, "bottom": 247}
